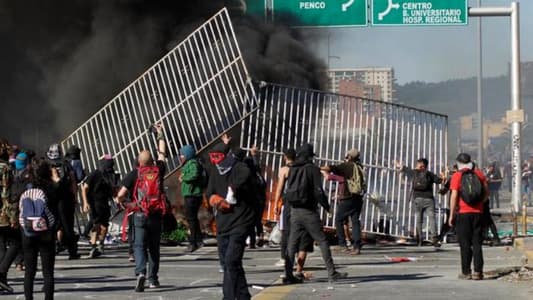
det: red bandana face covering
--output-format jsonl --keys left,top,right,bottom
{"left": 209, "top": 152, "right": 225, "bottom": 165}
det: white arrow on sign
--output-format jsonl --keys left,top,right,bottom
{"left": 378, "top": 0, "right": 400, "bottom": 20}
{"left": 342, "top": 0, "right": 355, "bottom": 12}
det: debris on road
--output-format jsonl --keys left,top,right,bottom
{"left": 384, "top": 255, "right": 419, "bottom": 263}
{"left": 484, "top": 266, "right": 533, "bottom": 281}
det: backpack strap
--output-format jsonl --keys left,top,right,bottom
{"left": 132, "top": 167, "right": 143, "bottom": 204}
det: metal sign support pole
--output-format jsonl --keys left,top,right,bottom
{"left": 469, "top": 2, "right": 522, "bottom": 217}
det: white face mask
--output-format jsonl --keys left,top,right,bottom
{"left": 457, "top": 162, "right": 473, "bottom": 170}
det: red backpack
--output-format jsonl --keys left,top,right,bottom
{"left": 133, "top": 165, "right": 167, "bottom": 215}
{"left": 121, "top": 165, "right": 167, "bottom": 242}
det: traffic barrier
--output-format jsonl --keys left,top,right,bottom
{"left": 243, "top": 83, "right": 448, "bottom": 239}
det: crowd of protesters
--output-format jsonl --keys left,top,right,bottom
{"left": 0, "top": 121, "right": 518, "bottom": 299}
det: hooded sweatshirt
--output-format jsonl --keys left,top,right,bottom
{"left": 180, "top": 145, "right": 203, "bottom": 197}
{"left": 288, "top": 144, "right": 331, "bottom": 212}
{"left": 85, "top": 159, "right": 116, "bottom": 208}
{"left": 206, "top": 144, "right": 254, "bottom": 236}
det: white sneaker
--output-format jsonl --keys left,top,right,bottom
{"left": 275, "top": 259, "right": 285, "bottom": 267}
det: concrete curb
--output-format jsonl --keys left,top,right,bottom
{"left": 513, "top": 237, "right": 533, "bottom": 263}
{"left": 251, "top": 279, "right": 297, "bottom": 300}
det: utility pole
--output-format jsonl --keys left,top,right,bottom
{"left": 477, "top": 0, "right": 483, "bottom": 168}
{"left": 469, "top": 2, "right": 522, "bottom": 216}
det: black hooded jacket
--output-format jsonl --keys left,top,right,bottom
{"left": 287, "top": 144, "right": 330, "bottom": 212}
{"left": 289, "top": 158, "right": 330, "bottom": 212}
{"left": 206, "top": 145, "right": 255, "bottom": 236}
{"left": 84, "top": 159, "right": 116, "bottom": 208}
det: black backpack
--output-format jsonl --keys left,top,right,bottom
{"left": 10, "top": 168, "right": 33, "bottom": 204}
{"left": 195, "top": 159, "right": 208, "bottom": 189}
{"left": 460, "top": 169, "right": 484, "bottom": 205}
{"left": 283, "top": 165, "right": 310, "bottom": 207}
{"left": 413, "top": 170, "right": 432, "bottom": 191}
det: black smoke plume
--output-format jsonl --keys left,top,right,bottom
{"left": 0, "top": 0, "right": 326, "bottom": 151}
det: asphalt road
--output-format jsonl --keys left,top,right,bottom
{"left": 2, "top": 241, "right": 532, "bottom": 300}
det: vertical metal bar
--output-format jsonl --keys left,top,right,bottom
{"left": 395, "top": 108, "right": 404, "bottom": 236}
{"left": 170, "top": 53, "right": 195, "bottom": 146}
{"left": 400, "top": 109, "right": 409, "bottom": 237}
{"left": 362, "top": 101, "right": 371, "bottom": 231}
{"left": 312, "top": 92, "right": 320, "bottom": 152}
{"left": 409, "top": 112, "right": 417, "bottom": 237}
{"left": 185, "top": 39, "right": 216, "bottom": 142}
{"left": 176, "top": 51, "right": 203, "bottom": 145}
{"left": 154, "top": 64, "right": 180, "bottom": 152}
{"left": 280, "top": 88, "right": 290, "bottom": 151}
{"left": 477, "top": 0, "right": 484, "bottom": 168}
{"left": 213, "top": 17, "right": 247, "bottom": 116}
{"left": 131, "top": 84, "right": 154, "bottom": 152}
{"left": 287, "top": 89, "right": 295, "bottom": 150}
{"left": 368, "top": 105, "right": 377, "bottom": 233}
{"left": 125, "top": 89, "right": 146, "bottom": 152}
{"left": 205, "top": 21, "right": 237, "bottom": 126}
{"left": 120, "top": 93, "right": 141, "bottom": 159}
{"left": 219, "top": 11, "right": 256, "bottom": 106}
{"left": 510, "top": 2, "right": 522, "bottom": 214}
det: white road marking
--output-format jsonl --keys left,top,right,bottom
{"left": 189, "top": 278, "right": 208, "bottom": 286}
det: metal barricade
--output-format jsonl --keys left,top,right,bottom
{"left": 60, "top": 8, "right": 258, "bottom": 233}
{"left": 243, "top": 83, "right": 448, "bottom": 239}
{"left": 61, "top": 8, "right": 258, "bottom": 178}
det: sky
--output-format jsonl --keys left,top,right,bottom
{"left": 304, "top": 0, "right": 533, "bottom": 84}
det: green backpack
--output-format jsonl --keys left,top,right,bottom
{"left": 346, "top": 162, "right": 365, "bottom": 195}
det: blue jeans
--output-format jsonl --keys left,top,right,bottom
{"left": 133, "top": 212, "right": 162, "bottom": 283}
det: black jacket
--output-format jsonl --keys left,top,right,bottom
{"left": 206, "top": 154, "right": 255, "bottom": 236}
{"left": 289, "top": 159, "right": 330, "bottom": 212}
{"left": 401, "top": 167, "right": 442, "bottom": 199}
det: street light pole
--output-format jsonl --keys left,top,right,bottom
{"left": 510, "top": 2, "right": 522, "bottom": 215}
{"left": 469, "top": 2, "right": 522, "bottom": 218}
{"left": 477, "top": 0, "right": 483, "bottom": 168}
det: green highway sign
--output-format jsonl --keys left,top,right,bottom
{"left": 273, "top": 0, "right": 368, "bottom": 28}
{"left": 371, "top": 0, "right": 468, "bottom": 26}
{"left": 244, "top": 0, "right": 267, "bottom": 19}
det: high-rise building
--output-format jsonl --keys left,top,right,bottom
{"left": 338, "top": 79, "right": 382, "bottom": 100}
{"left": 327, "top": 67, "right": 395, "bottom": 102}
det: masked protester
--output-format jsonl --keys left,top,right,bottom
{"left": 82, "top": 155, "right": 117, "bottom": 258}
{"left": 283, "top": 144, "right": 347, "bottom": 284}
{"left": 46, "top": 144, "right": 80, "bottom": 260}
{"left": 179, "top": 145, "right": 205, "bottom": 253}
{"left": 233, "top": 147, "right": 267, "bottom": 249}
{"left": 206, "top": 135, "right": 255, "bottom": 300}
{"left": 273, "top": 148, "right": 313, "bottom": 280}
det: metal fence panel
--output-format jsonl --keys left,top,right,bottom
{"left": 61, "top": 8, "right": 258, "bottom": 178}
{"left": 243, "top": 83, "right": 448, "bottom": 239}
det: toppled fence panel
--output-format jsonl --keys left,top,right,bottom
{"left": 244, "top": 83, "right": 448, "bottom": 239}
{"left": 61, "top": 8, "right": 258, "bottom": 178}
